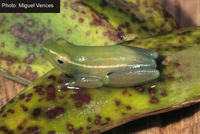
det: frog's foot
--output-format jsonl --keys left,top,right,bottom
{"left": 104, "top": 67, "right": 160, "bottom": 88}
{"left": 65, "top": 75, "right": 103, "bottom": 89}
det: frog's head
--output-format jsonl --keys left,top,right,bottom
{"left": 42, "top": 39, "right": 73, "bottom": 73}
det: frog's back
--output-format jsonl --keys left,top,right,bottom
{"left": 71, "top": 45, "right": 154, "bottom": 67}
{"left": 66, "top": 44, "right": 157, "bottom": 78}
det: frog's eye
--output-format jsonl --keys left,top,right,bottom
{"left": 57, "top": 56, "right": 67, "bottom": 64}
{"left": 57, "top": 59, "right": 64, "bottom": 64}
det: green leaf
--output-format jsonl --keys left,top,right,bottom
{"left": 83, "top": 0, "right": 177, "bottom": 41}
{"left": 1, "top": 36, "right": 200, "bottom": 134}
{"left": 0, "top": 0, "right": 121, "bottom": 83}
{"left": 0, "top": 0, "right": 178, "bottom": 84}
{"left": 128, "top": 26, "right": 200, "bottom": 55}
{"left": 106, "top": 0, "right": 178, "bottom": 32}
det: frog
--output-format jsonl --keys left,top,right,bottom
{"left": 42, "top": 39, "right": 160, "bottom": 88}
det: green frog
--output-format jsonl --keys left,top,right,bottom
{"left": 42, "top": 39, "right": 160, "bottom": 88}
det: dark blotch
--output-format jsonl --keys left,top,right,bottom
{"left": 2, "top": 114, "right": 7, "bottom": 118}
{"left": 71, "top": 93, "right": 91, "bottom": 103}
{"left": 24, "top": 53, "right": 36, "bottom": 64}
{"left": 135, "top": 87, "right": 144, "bottom": 92}
{"left": 122, "top": 89, "right": 128, "bottom": 95}
{"left": 48, "top": 130, "right": 55, "bottom": 134}
{"left": 91, "top": 130, "right": 100, "bottom": 134}
{"left": 103, "top": 31, "right": 120, "bottom": 41}
{"left": 150, "top": 97, "right": 159, "bottom": 104}
{"left": 167, "top": 74, "right": 174, "bottom": 80}
{"left": 20, "top": 104, "right": 28, "bottom": 112}
{"left": 46, "top": 85, "right": 56, "bottom": 100}
{"left": 106, "top": 117, "right": 111, "bottom": 122}
{"left": 121, "top": 112, "right": 126, "bottom": 116}
{"left": 34, "top": 85, "right": 44, "bottom": 90}
{"left": 27, "top": 126, "right": 39, "bottom": 133}
{"left": 16, "top": 66, "right": 38, "bottom": 81}
{"left": 70, "top": 94, "right": 81, "bottom": 100}
{"left": 96, "top": 114, "right": 101, "bottom": 119}
{"left": 115, "top": 100, "right": 120, "bottom": 106}
{"left": 9, "top": 99, "right": 14, "bottom": 104}
{"left": 148, "top": 88, "right": 156, "bottom": 96}
{"left": 7, "top": 109, "right": 15, "bottom": 114}
{"left": 75, "top": 102, "right": 83, "bottom": 108}
{"left": 67, "top": 29, "right": 72, "bottom": 34}
{"left": 78, "top": 18, "right": 84, "bottom": 23}
{"left": 160, "top": 89, "right": 167, "bottom": 96}
{"left": 126, "top": 105, "right": 132, "bottom": 110}
{"left": 95, "top": 119, "right": 100, "bottom": 125}
{"left": 70, "top": 15, "right": 76, "bottom": 20}
{"left": 48, "top": 75, "right": 57, "bottom": 81}
{"left": 0, "top": 126, "right": 13, "bottom": 134}
{"left": 10, "top": 23, "right": 45, "bottom": 43}
{"left": 88, "top": 117, "right": 92, "bottom": 122}
{"left": 17, "top": 125, "right": 23, "bottom": 130}
{"left": 26, "top": 93, "right": 33, "bottom": 99}
{"left": 71, "top": 2, "right": 81, "bottom": 12}
{"left": 81, "top": 94, "right": 91, "bottom": 103}
{"left": 67, "top": 124, "right": 74, "bottom": 131}
{"left": 90, "top": 19, "right": 102, "bottom": 26}
{"left": 95, "top": 114, "right": 101, "bottom": 125}
{"left": 34, "top": 85, "right": 44, "bottom": 95}
{"left": 0, "top": 55, "right": 17, "bottom": 66}
{"left": 33, "top": 108, "right": 41, "bottom": 117}
{"left": 46, "top": 107, "right": 65, "bottom": 119}
{"left": 19, "top": 94, "right": 25, "bottom": 100}
{"left": 175, "top": 62, "right": 181, "bottom": 67}
{"left": 86, "top": 126, "right": 92, "bottom": 130}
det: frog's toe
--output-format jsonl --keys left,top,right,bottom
{"left": 104, "top": 67, "right": 160, "bottom": 88}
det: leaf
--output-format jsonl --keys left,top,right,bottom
{"left": 82, "top": 0, "right": 177, "bottom": 41}
{"left": 106, "top": 0, "right": 179, "bottom": 32}
{"left": 127, "top": 26, "right": 200, "bottom": 55}
{"left": 0, "top": 0, "right": 121, "bottom": 83}
{"left": 0, "top": 0, "right": 178, "bottom": 84}
{"left": 1, "top": 41, "right": 200, "bottom": 134}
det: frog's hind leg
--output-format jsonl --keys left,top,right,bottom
{"left": 104, "top": 67, "right": 160, "bottom": 88}
{"left": 65, "top": 74, "right": 103, "bottom": 89}
{"left": 129, "top": 46, "right": 159, "bottom": 59}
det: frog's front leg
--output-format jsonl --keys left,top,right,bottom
{"left": 104, "top": 67, "right": 160, "bottom": 88}
{"left": 65, "top": 74, "right": 103, "bottom": 89}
